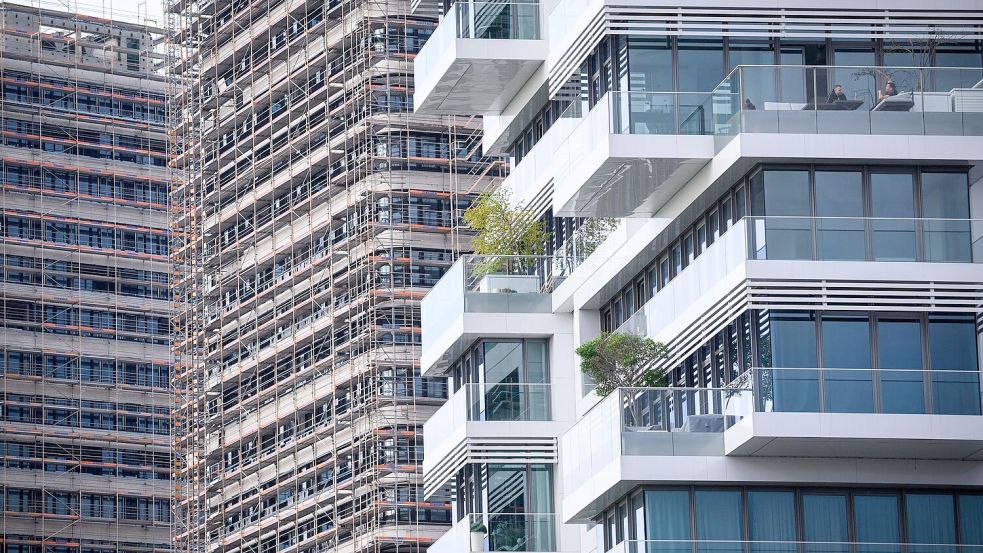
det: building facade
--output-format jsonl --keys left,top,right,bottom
{"left": 415, "top": 2, "right": 983, "bottom": 553}
{"left": 166, "top": 0, "right": 500, "bottom": 551}
{"left": 0, "top": 4, "right": 173, "bottom": 553}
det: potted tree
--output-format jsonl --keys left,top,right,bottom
{"left": 463, "top": 189, "right": 549, "bottom": 293}
{"left": 576, "top": 332, "right": 669, "bottom": 428}
{"left": 469, "top": 521, "right": 488, "bottom": 552}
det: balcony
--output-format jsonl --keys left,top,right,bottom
{"left": 414, "top": 0, "right": 546, "bottom": 114}
{"left": 423, "top": 382, "right": 558, "bottom": 497}
{"left": 550, "top": 92, "right": 718, "bottom": 217}
{"left": 421, "top": 255, "right": 572, "bottom": 374}
{"left": 618, "top": 216, "right": 983, "bottom": 346}
{"left": 610, "top": 541, "right": 983, "bottom": 553}
{"left": 429, "top": 512, "right": 557, "bottom": 553}
{"left": 550, "top": 66, "right": 983, "bottom": 218}
{"left": 562, "top": 381, "right": 983, "bottom": 521}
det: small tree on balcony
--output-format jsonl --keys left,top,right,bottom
{"left": 463, "top": 189, "right": 550, "bottom": 277}
{"left": 577, "top": 332, "right": 669, "bottom": 427}
{"left": 576, "top": 332, "right": 669, "bottom": 397}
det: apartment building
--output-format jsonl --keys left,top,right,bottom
{"left": 0, "top": 4, "right": 173, "bottom": 553}
{"left": 165, "top": 0, "right": 501, "bottom": 551}
{"left": 415, "top": 1, "right": 983, "bottom": 552}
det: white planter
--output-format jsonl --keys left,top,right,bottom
{"left": 477, "top": 274, "right": 540, "bottom": 294}
{"left": 470, "top": 531, "right": 486, "bottom": 552}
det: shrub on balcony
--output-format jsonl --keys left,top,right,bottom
{"left": 576, "top": 332, "right": 669, "bottom": 397}
{"left": 464, "top": 189, "right": 549, "bottom": 257}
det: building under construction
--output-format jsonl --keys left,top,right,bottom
{"left": 166, "top": 0, "right": 501, "bottom": 551}
{"left": 0, "top": 3, "right": 173, "bottom": 553}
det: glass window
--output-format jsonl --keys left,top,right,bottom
{"left": 628, "top": 37, "right": 672, "bottom": 92}
{"left": 677, "top": 39, "right": 724, "bottom": 92}
{"left": 815, "top": 170, "right": 865, "bottom": 260}
{"left": 695, "top": 490, "right": 742, "bottom": 553}
{"left": 854, "top": 495, "right": 901, "bottom": 553}
{"left": 959, "top": 495, "right": 983, "bottom": 545}
{"left": 928, "top": 315, "right": 981, "bottom": 415}
{"left": 747, "top": 491, "right": 796, "bottom": 553}
{"left": 921, "top": 172, "right": 971, "bottom": 262}
{"left": 749, "top": 170, "right": 812, "bottom": 260}
{"left": 870, "top": 172, "right": 916, "bottom": 261}
{"left": 821, "top": 313, "right": 873, "bottom": 413}
{"left": 831, "top": 49, "right": 876, "bottom": 108}
{"left": 631, "top": 493, "right": 646, "bottom": 541}
{"left": 728, "top": 41, "right": 777, "bottom": 107}
{"left": 758, "top": 311, "right": 819, "bottom": 413}
{"left": 802, "top": 494, "right": 849, "bottom": 553}
{"left": 645, "top": 490, "right": 691, "bottom": 550}
{"left": 905, "top": 494, "right": 956, "bottom": 553}
{"left": 876, "top": 318, "right": 925, "bottom": 414}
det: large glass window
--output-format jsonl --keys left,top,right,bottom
{"left": 854, "top": 495, "right": 901, "bottom": 553}
{"left": 677, "top": 39, "right": 724, "bottom": 92}
{"left": 458, "top": 340, "right": 550, "bottom": 421}
{"left": 757, "top": 311, "right": 819, "bottom": 412}
{"left": 870, "top": 172, "right": 916, "bottom": 261}
{"left": 876, "top": 318, "right": 925, "bottom": 414}
{"left": 928, "top": 315, "right": 981, "bottom": 415}
{"left": 644, "top": 490, "right": 691, "bottom": 553}
{"left": 821, "top": 314, "right": 873, "bottom": 413}
{"left": 750, "top": 170, "right": 812, "bottom": 260}
{"left": 695, "top": 490, "right": 743, "bottom": 553}
{"left": 748, "top": 491, "right": 796, "bottom": 553}
{"left": 905, "top": 494, "right": 956, "bottom": 553}
{"left": 959, "top": 495, "right": 983, "bottom": 545}
{"left": 815, "top": 170, "right": 865, "bottom": 260}
{"left": 921, "top": 172, "right": 971, "bottom": 262}
{"left": 802, "top": 493, "right": 850, "bottom": 553}
{"left": 628, "top": 37, "right": 672, "bottom": 92}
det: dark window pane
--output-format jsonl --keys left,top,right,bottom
{"left": 821, "top": 314, "right": 873, "bottom": 413}
{"left": 748, "top": 491, "right": 796, "bottom": 553}
{"left": 678, "top": 39, "right": 724, "bottom": 92}
{"left": 877, "top": 319, "right": 925, "bottom": 414}
{"left": 815, "top": 171, "right": 864, "bottom": 260}
{"left": 905, "top": 494, "right": 956, "bottom": 553}
{"left": 959, "top": 495, "right": 983, "bottom": 545}
{"left": 750, "top": 170, "right": 812, "bottom": 260}
{"left": 928, "top": 315, "right": 981, "bottom": 415}
{"left": 757, "top": 311, "right": 818, "bottom": 412}
{"left": 921, "top": 172, "right": 971, "bottom": 262}
{"left": 802, "top": 494, "right": 849, "bottom": 553}
{"left": 645, "top": 490, "right": 691, "bottom": 553}
{"left": 870, "top": 173, "right": 916, "bottom": 261}
{"left": 854, "top": 495, "right": 901, "bottom": 553}
{"left": 695, "top": 490, "right": 742, "bottom": 553}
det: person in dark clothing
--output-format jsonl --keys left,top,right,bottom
{"left": 827, "top": 84, "right": 847, "bottom": 103}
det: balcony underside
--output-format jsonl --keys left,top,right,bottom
{"left": 553, "top": 134, "right": 714, "bottom": 218}
{"left": 414, "top": 39, "right": 546, "bottom": 114}
{"left": 726, "top": 412, "right": 983, "bottom": 460}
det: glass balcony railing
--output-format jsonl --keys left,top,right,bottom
{"left": 619, "top": 387, "right": 753, "bottom": 433}
{"left": 452, "top": 0, "right": 540, "bottom": 39}
{"left": 614, "top": 540, "right": 983, "bottom": 553}
{"left": 468, "top": 512, "right": 555, "bottom": 552}
{"left": 737, "top": 367, "right": 983, "bottom": 416}
{"left": 712, "top": 65, "right": 983, "bottom": 137}
{"left": 746, "top": 216, "right": 983, "bottom": 263}
{"left": 464, "top": 382, "right": 552, "bottom": 421}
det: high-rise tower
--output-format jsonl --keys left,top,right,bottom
{"left": 0, "top": 3, "right": 173, "bottom": 553}
{"left": 166, "top": 0, "right": 501, "bottom": 551}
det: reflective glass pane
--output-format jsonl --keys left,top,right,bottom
{"left": 758, "top": 311, "right": 819, "bottom": 412}
{"left": 645, "top": 490, "right": 691, "bottom": 553}
{"left": 695, "top": 490, "right": 742, "bottom": 553}
{"left": 748, "top": 491, "right": 796, "bottom": 553}
{"left": 876, "top": 319, "right": 925, "bottom": 414}
{"left": 921, "top": 172, "right": 971, "bottom": 262}
{"left": 854, "top": 495, "right": 901, "bottom": 553}
{"left": 821, "top": 314, "right": 873, "bottom": 413}
{"left": 905, "top": 494, "right": 956, "bottom": 553}
{"left": 678, "top": 39, "right": 724, "bottom": 92}
{"left": 750, "top": 170, "right": 812, "bottom": 260}
{"left": 870, "top": 173, "right": 916, "bottom": 261}
{"left": 929, "top": 316, "right": 981, "bottom": 415}
{"left": 628, "top": 37, "right": 672, "bottom": 92}
{"left": 802, "top": 494, "right": 849, "bottom": 553}
{"left": 959, "top": 495, "right": 983, "bottom": 545}
{"left": 815, "top": 171, "right": 865, "bottom": 260}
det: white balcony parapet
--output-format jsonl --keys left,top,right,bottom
{"left": 421, "top": 255, "right": 576, "bottom": 374}
{"left": 414, "top": 0, "right": 546, "bottom": 114}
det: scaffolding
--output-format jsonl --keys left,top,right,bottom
{"left": 165, "top": 0, "right": 503, "bottom": 551}
{"left": 0, "top": 2, "right": 174, "bottom": 553}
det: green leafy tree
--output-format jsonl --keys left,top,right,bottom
{"left": 463, "top": 189, "right": 549, "bottom": 256}
{"left": 576, "top": 332, "right": 669, "bottom": 397}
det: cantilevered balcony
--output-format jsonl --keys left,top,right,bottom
{"left": 429, "top": 511, "right": 558, "bottom": 553}
{"left": 551, "top": 66, "right": 983, "bottom": 218}
{"left": 414, "top": 0, "right": 546, "bottom": 114}
{"left": 421, "top": 255, "right": 573, "bottom": 374}
{"left": 561, "top": 381, "right": 983, "bottom": 521}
